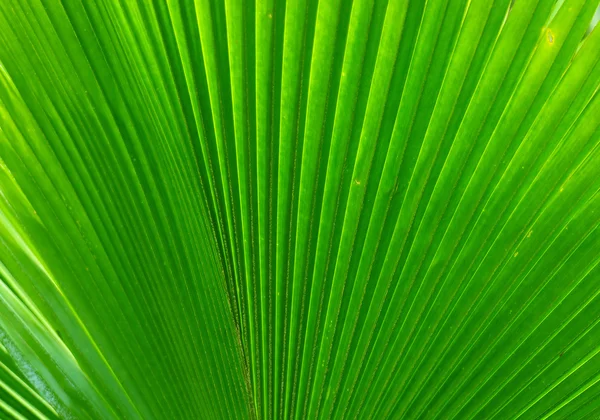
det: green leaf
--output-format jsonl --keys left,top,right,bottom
{"left": 0, "top": 0, "right": 599, "bottom": 418}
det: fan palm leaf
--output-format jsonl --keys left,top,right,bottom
{"left": 0, "top": 0, "right": 599, "bottom": 418}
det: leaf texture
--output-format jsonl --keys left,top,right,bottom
{"left": 0, "top": 0, "right": 599, "bottom": 418}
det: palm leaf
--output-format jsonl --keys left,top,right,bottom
{"left": 0, "top": 0, "right": 599, "bottom": 418}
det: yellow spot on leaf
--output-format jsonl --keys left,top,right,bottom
{"left": 547, "top": 29, "right": 555, "bottom": 45}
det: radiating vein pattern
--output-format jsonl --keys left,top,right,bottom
{"left": 0, "top": 0, "right": 599, "bottom": 418}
